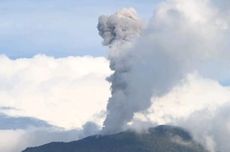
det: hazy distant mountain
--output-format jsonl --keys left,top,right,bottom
{"left": 22, "top": 125, "right": 207, "bottom": 152}
{"left": 0, "top": 113, "right": 53, "bottom": 130}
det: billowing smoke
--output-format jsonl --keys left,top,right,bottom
{"left": 98, "top": 8, "right": 143, "bottom": 50}
{"left": 98, "top": 8, "right": 145, "bottom": 133}
{"left": 98, "top": 0, "right": 230, "bottom": 137}
{"left": 180, "top": 104, "right": 230, "bottom": 152}
{"left": 132, "top": 74, "right": 230, "bottom": 152}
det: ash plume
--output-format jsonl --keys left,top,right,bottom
{"left": 98, "top": 6, "right": 188, "bottom": 134}
{"left": 98, "top": 0, "right": 230, "bottom": 137}
{"left": 97, "top": 8, "right": 143, "bottom": 50}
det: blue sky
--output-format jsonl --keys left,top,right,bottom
{"left": 0, "top": 0, "right": 159, "bottom": 58}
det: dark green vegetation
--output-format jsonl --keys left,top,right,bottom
{"left": 23, "top": 125, "right": 208, "bottom": 152}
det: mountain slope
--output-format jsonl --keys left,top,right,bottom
{"left": 23, "top": 125, "right": 208, "bottom": 152}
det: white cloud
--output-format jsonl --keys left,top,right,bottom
{"left": 0, "top": 55, "right": 111, "bottom": 129}
{"left": 0, "top": 55, "right": 111, "bottom": 152}
{"left": 142, "top": 73, "right": 230, "bottom": 124}
{"left": 131, "top": 73, "right": 230, "bottom": 152}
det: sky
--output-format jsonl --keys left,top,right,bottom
{"left": 0, "top": 0, "right": 230, "bottom": 152}
{"left": 0, "top": 0, "right": 157, "bottom": 58}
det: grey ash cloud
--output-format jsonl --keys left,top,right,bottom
{"left": 98, "top": 1, "right": 230, "bottom": 152}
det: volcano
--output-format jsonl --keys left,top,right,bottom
{"left": 22, "top": 125, "right": 207, "bottom": 152}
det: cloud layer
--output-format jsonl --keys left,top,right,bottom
{"left": 0, "top": 55, "right": 111, "bottom": 129}
{"left": 0, "top": 55, "right": 112, "bottom": 152}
